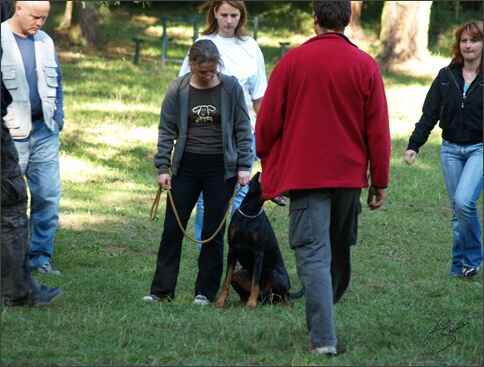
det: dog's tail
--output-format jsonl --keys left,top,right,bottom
{"left": 289, "top": 288, "right": 304, "bottom": 299}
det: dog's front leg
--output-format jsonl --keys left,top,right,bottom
{"left": 246, "top": 282, "right": 260, "bottom": 310}
{"left": 214, "top": 263, "right": 235, "bottom": 309}
{"left": 246, "top": 252, "right": 264, "bottom": 310}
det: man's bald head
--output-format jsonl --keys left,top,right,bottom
{"left": 16, "top": 1, "right": 51, "bottom": 15}
{"left": 10, "top": 1, "right": 50, "bottom": 37}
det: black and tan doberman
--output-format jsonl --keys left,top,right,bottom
{"left": 215, "top": 172, "right": 302, "bottom": 309}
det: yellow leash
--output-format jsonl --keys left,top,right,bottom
{"left": 150, "top": 185, "right": 238, "bottom": 244}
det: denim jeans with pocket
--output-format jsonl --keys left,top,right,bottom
{"left": 440, "top": 140, "right": 483, "bottom": 274}
{"left": 13, "top": 120, "right": 62, "bottom": 269}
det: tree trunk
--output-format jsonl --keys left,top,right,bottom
{"left": 57, "top": 1, "right": 73, "bottom": 30}
{"left": 377, "top": 1, "right": 432, "bottom": 66}
{"left": 67, "top": 1, "right": 98, "bottom": 48}
{"left": 346, "top": 1, "right": 365, "bottom": 40}
{"left": 80, "top": 5, "right": 98, "bottom": 48}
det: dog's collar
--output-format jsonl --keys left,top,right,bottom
{"left": 237, "top": 207, "right": 264, "bottom": 219}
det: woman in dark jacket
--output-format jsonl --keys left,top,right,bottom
{"left": 143, "top": 39, "right": 253, "bottom": 305}
{"left": 405, "top": 21, "right": 483, "bottom": 279}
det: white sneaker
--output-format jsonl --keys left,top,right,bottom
{"left": 35, "top": 264, "right": 61, "bottom": 276}
{"left": 308, "top": 346, "right": 337, "bottom": 356}
{"left": 142, "top": 294, "right": 161, "bottom": 302}
{"left": 193, "top": 295, "right": 210, "bottom": 306}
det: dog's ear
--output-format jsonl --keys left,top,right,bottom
{"left": 248, "top": 171, "right": 262, "bottom": 194}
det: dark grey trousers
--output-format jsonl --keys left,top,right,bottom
{"left": 289, "top": 188, "right": 361, "bottom": 348}
{"left": 1, "top": 121, "right": 34, "bottom": 306}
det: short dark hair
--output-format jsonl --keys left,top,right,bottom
{"left": 312, "top": 1, "right": 351, "bottom": 32}
{"left": 188, "top": 39, "right": 224, "bottom": 69}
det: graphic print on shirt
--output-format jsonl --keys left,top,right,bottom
{"left": 192, "top": 105, "right": 217, "bottom": 123}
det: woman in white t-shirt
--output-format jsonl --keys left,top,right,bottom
{"left": 179, "top": 1, "right": 285, "bottom": 250}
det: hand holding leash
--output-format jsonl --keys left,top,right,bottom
{"left": 238, "top": 170, "right": 251, "bottom": 186}
{"left": 157, "top": 173, "right": 171, "bottom": 190}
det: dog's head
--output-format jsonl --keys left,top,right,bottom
{"left": 248, "top": 171, "right": 263, "bottom": 193}
{"left": 243, "top": 171, "right": 265, "bottom": 205}
{"left": 241, "top": 172, "right": 287, "bottom": 209}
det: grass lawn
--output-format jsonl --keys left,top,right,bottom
{"left": 1, "top": 3, "right": 482, "bottom": 366}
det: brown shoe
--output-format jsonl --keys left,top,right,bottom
{"left": 271, "top": 196, "right": 287, "bottom": 206}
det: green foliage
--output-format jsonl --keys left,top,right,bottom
{"left": 81, "top": 1, "right": 151, "bottom": 16}
{"left": 1, "top": 3, "right": 482, "bottom": 366}
{"left": 246, "top": 2, "right": 313, "bottom": 34}
{"left": 360, "top": 0, "right": 385, "bottom": 36}
{"left": 429, "top": 1, "right": 484, "bottom": 56}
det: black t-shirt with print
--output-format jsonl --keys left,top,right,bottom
{"left": 185, "top": 84, "right": 223, "bottom": 154}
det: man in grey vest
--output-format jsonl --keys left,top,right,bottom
{"left": 1, "top": 1, "right": 64, "bottom": 275}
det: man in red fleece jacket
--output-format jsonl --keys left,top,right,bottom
{"left": 255, "top": 1, "right": 390, "bottom": 356}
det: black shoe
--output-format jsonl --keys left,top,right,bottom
{"left": 462, "top": 266, "right": 480, "bottom": 279}
{"left": 30, "top": 285, "right": 63, "bottom": 307}
{"left": 3, "top": 296, "right": 30, "bottom": 308}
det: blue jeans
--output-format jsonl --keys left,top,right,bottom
{"left": 194, "top": 134, "right": 255, "bottom": 250}
{"left": 13, "top": 120, "right": 62, "bottom": 269}
{"left": 440, "top": 140, "right": 483, "bottom": 275}
{"left": 194, "top": 185, "right": 248, "bottom": 251}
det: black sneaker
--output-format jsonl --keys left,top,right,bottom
{"left": 3, "top": 296, "right": 30, "bottom": 308}
{"left": 462, "top": 266, "right": 480, "bottom": 280}
{"left": 30, "top": 285, "right": 63, "bottom": 307}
